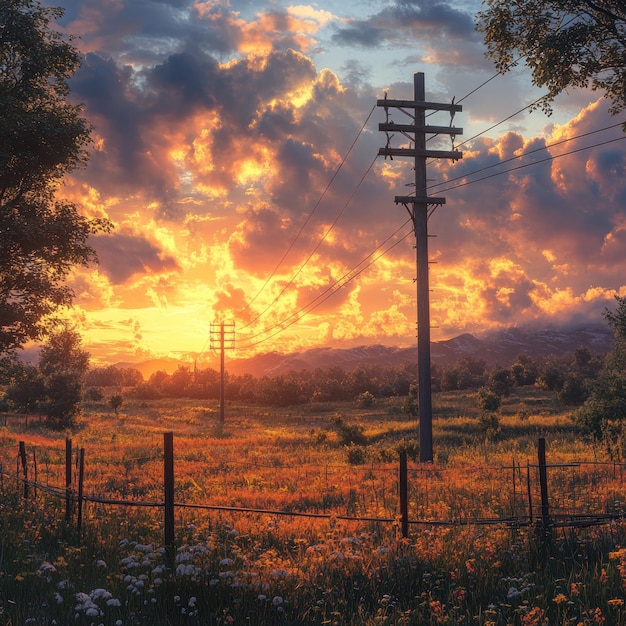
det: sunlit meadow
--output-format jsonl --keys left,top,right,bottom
{"left": 2, "top": 389, "right": 626, "bottom": 624}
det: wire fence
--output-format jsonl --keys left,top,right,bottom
{"left": 2, "top": 434, "right": 626, "bottom": 547}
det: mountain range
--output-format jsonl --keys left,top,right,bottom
{"left": 118, "top": 327, "right": 615, "bottom": 379}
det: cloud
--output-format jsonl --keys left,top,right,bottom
{"left": 92, "top": 231, "right": 181, "bottom": 284}
{"left": 44, "top": 0, "right": 626, "bottom": 362}
{"left": 332, "top": 0, "right": 477, "bottom": 48}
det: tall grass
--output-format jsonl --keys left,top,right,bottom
{"left": 1, "top": 390, "right": 626, "bottom": 624}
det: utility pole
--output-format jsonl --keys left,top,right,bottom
{"left": 377, "top": 72, "right": 463, "bottom": 462}
{"left": 210, "top": 321, "right": 235, "bottom": 422}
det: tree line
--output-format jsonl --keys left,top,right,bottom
{"left": 86, "top": 346, "right": 601, "bottom": 410}
{"left": 2, "top": 296, "right": 626, "bottom": 452}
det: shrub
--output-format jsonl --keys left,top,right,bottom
{"left": 109, "top": 394, "right": 124, "bottom": 415}
{"left": 84, "top": 387, "right": 104, "bottom": 402}
{"left": 477, "top": 387, "right": 501, "bottom": 412}
{"left": 355, "top": 391, "right": 375, "bottom": 408}
{"left": 336, "top": 420, "right": 367, "bottom": 446}
{"left": 345, "top": 443, "right": 367, "bottom": 465}
{"left": 478, "top": 413, "right": 501, "bottom": 437}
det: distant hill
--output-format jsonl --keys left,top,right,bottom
{"left": 115, "top": 327, "right": 614, "bottom": 379}
{"left": 222, "top": 326, "right": 615, "bottom": 376}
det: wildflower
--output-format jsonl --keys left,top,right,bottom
{"left": 553, "top": 594, "right": 568, "bottom": 605}
{"left": 507, "top": 586, "right": 522, "bottom": 600}
{"left": 520, "top": 606, "right": 545, "bottom": 626}
{"left": 272, "top": 596, "right": 284, "bottom": 606}
{"left": 429, "top": 600, "right": 445, "bottom": 618}
{"left": 594, "top": 607, "right": 606, "bottom": 624}
{"left": 609, "top": 598, "right": 625, "bottom": 607}
{"left": 95, "top": 560, "right": 107, "bottom": 568}
{"left": 571, "top": 582, "right": 582, "bottom": 596}
{"left": 39, "top": 562, "right": 57, "bottom": 574}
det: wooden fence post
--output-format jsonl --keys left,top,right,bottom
{"left": 19, "top": 441, "right": 28, "bottom": 499}
{"left": 526, "top": 461, "right": 533, "bottom": 524}
{"left": 538, "top": 437, "right": 551, "bottom": 540}
{"left": 33, "top": 447, "right": 37, "bottom": 498}
{"left": 77, "top": 448, "right": 85, "bottom": 533}
{"left": 399, "top": 451, "right": 408, "bottom": 538}
{"left": 65, "top": 438, "right": 73, "bottom": 523}
{"left": 164, "top": 432, "right": 175, "bottom": 550}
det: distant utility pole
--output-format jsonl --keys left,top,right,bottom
{"left": 210, "top": 321, "right": 235, "bottom": 422}
{"left": 377, "top": 72, "right": 463, "bottom": 463}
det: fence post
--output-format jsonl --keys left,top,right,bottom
{"left": 526, "top": 461, "right": 533, "bottom": 524}
{"left": 538, "top": 437, "right": 551, "bottom": 541}
{"left": 65, "top": 438, "right": 73, "bottom": 523}
{"left": 19, "top": 441, "right": 28, "bottom": 499}
{"left": 164, "top": 432, "right": 175, "bottom": 550}
{"left": 77, "top": 448, "right": 85, "bottom": 533}
{"left": 33, "top": 447, "right": 37, "bottom": 498}
{"left": 399, "top": 451, "right": 408, "bottom": 538}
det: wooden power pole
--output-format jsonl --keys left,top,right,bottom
{"left": 210, "top": 321, "right": 235, "bottom": 422}
{"left": 377, "top": 72, "right": 463, "bottom": 462}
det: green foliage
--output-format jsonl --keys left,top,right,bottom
{"left": 355, "top": 390, "right": 375, "bottom": 408}
{"left": 0, "top": 0, "right": 111, "bottom": 358}
{"left": 477, "top": 386, "right": 501, "bottom": 412}
{"left": 441, "top": 356, "right": 487, "bottom": 391}
{"left": 109, "top": 394, "right": 123, "bottom": 415}
{"left": 477, "top": 0, "right": 626, "bottom": 119}
{"left": 477, "top": 412, "right": 501, "bottom": 437}
{"left": 577, "top": 297, "right": 626, "bottom": 441}
{"left": 84, "top": 387, "right": 104, "bottom": 402}
{"left": 487, "top": 365, "right": 513, "bottom": 397}
{"left": 86, "top": 365, "right": 143, "bottom": 387}
{"left": 345, "top": 442, "right": 367, "bottom": 465}
{"left": 558, "top": 374, "right": 589, "bottom": 406}
{"left": 333, "top": 415, "right": 367, "bottom": 446}
{"left": 39, "top": 327, "right": 90, "bottom": 428}
{"left": 4, "top": 362, "right": 45, "bottom": 412}
{"left": 510, "top": 353, "right": 537, "bottom": 386}
{"left": 44, "top": 371, "right": 83, "bottom": 428}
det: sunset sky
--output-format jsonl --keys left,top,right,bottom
{"left": 45, "top": 0, "right": 626, "bottom": 367}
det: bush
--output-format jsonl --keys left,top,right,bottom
{"left": 345, "top": 443, "right": 367, "bottom": 465}
{"left": 336, "top": 420, "right": 367, "bottom": 446}
{"left": 109, "top": 394, "right": 123, "bottom": 415}
{"left": 477, "top": 387, "right": 501, "bottom": 412}
{"left": 355, "top": 391, "right": 375, "bottom": 408}
{"left": 478, "top": 413, "right": 501, "bottom": 437}
{"left": 84, "top": 387, "right": 104, "bottom": 402}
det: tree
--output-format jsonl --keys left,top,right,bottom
{"left": 577, "top": 296, "right": 626, "bottom": 439}
{"left": 0, "top": 0, "right": 110, "bottom": 361}
{"left": 4, "top": 361, "right": 45, "bottom": 412}
{"left": 39, "top": 326, "right": 90, "bottom": 428}
{"left": 109, "top": 394, "right": 123, "bottom": 415}
{"left": 477, "top": 1, "right": 626, "bottom": 119}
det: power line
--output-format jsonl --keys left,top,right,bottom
{"left": 429, "top": 121, "right": 626, "bottom": 192}
{"left": 237, "top": 127, "right": 626, "bottom": 350}
{"left": 235, "top": 104, "right": 377, "bottom": 328}
{"left": 432, "top": 134, "right": 626, "bottom": 195}
{"left": 236, "top": 219, "right": 413, "bottom": 350}
{"left": 239, "top": 155, "right": 379, "bottom": 333}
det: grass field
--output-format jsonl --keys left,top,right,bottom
{"left": 1, "top": 389, "right": 626, "bottom": 625}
